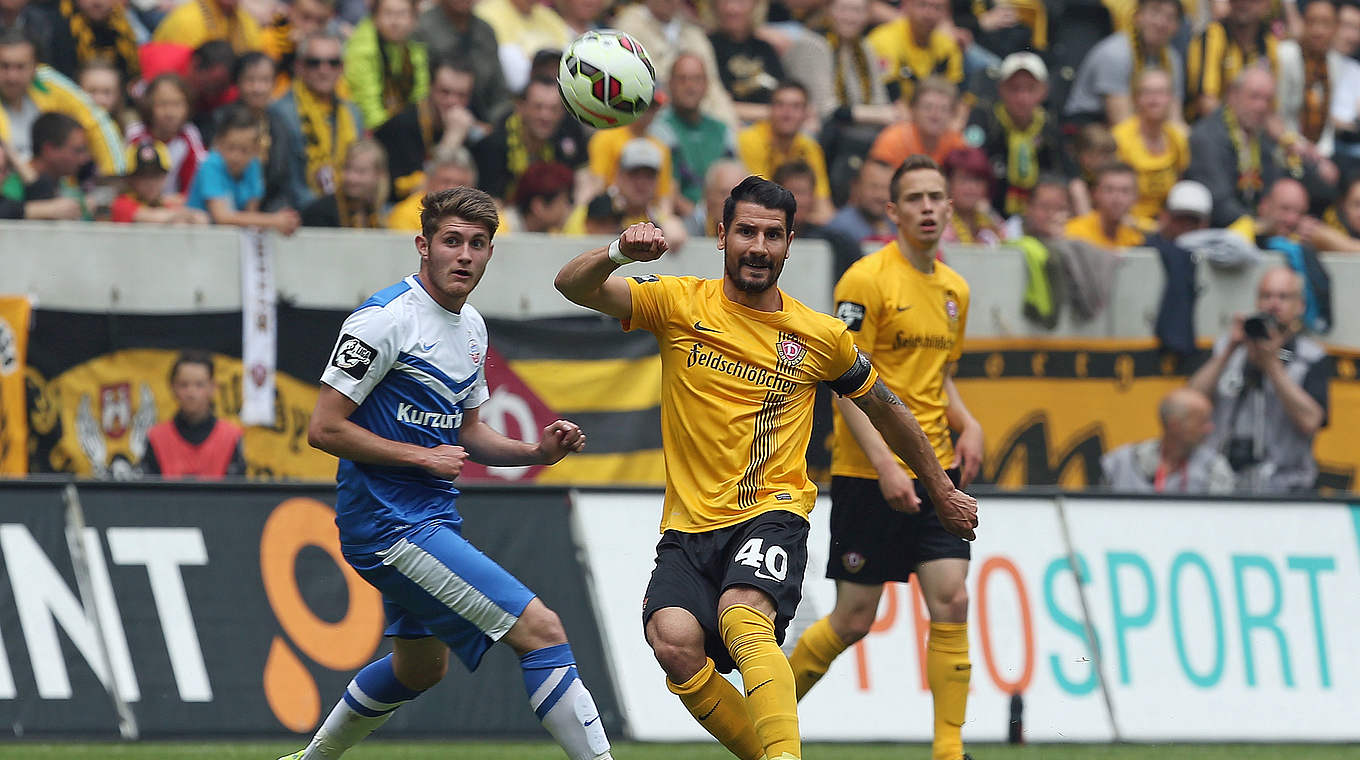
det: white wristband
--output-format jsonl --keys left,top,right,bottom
{"left": 607, "top": 238, "right": 634, "bottom": 266}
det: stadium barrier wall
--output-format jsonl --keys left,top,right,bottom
{"left": 4, "top": 221, "right": 1360, "bottom": 347}
{"left": 571, "top": 490, "right": 1360, "bottom": 743}
{"left": 0, "top": 481, "right": 621, "bottom": 739}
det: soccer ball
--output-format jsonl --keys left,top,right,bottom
{"left": 558, "top": 30, "right": 657, "bottom": 129}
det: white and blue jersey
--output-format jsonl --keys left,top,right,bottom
{"left": 321, "top": 274, "right": 490, "bottom": 553}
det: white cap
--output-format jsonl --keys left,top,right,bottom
{"left": 619, "top": 138, "right": 663, "bottom": 171}
{"left": 997, "top": 52, "right": 1048, "bottom": 83}
{"left": 1165, "top": 180, "right": 1213, "bottom": 218}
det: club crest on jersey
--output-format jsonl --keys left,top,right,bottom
{"left": 841, "top": 552, "right": 866, "bottom": 573}
{"left": 332, "top": 333, "right": 375, "bottom": 380}
{"left": 468, "top": 337, "right": 482, "bottom": 366}
{"left": 777, "top": 339, "right": 806, "bottom": 366}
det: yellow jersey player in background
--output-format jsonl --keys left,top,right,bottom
{"left": 555, "top": 176, "right": 978, "bottom": 760}
{"left": 789, "top": 154, "right": 984, "bottom": 760}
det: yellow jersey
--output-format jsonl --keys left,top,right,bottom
{"left": 1112, "top": 118, "right": 1190, "bottom": 224}
{"left": 1064, "top": 211, "right": 1146, "bottom": 249}
{"left": 625, "top": 275, "right": 878, "bottom": 533}
{"left": 152, "top": 0, "right": 262, "bottom": 53}
{"left": 830, "top": 242, "right": 968, "bottom": 479}
{"left": 736, "top": 121, "right": 832, "bottom": 200}
{"left": 865, "top": 17, "right": 963, "bottom": 103}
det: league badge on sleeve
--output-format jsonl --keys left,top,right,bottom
{"left": 836, "top": 301, "right": 866, "bottom": 331}
{"left": 332, "top": 333, "right": 376, "bottom": 380}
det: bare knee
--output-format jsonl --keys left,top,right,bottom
{"left": 391, "top": 639, "right": 449, "bottom": 691}
{"left": 646, "top": 613, "right": 708, "bottom": 684}
{"left": 929, "top": 586, "right": 969, "bottom": 624}
{"left": 505, "top": 599, "right": 569, "bottom": 655}
{"left": 829, "top": 604, "right": 878, "bottom": 645}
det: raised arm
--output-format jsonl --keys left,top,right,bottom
{"left": 554, "top": 222, "right": 668, "bottom": 320}
{"left": 851, "top": 378, "right": 978, "bottom": 540}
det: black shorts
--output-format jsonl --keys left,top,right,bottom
{"left": 826, "top": 472, "right": 970, "bottom": 585}
{"left": 642, "top": 510, "right": 809, "bottom": 673}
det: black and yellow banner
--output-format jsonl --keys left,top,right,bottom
{"left": 0, "top": 295, "right": 30, "bottom": 475}
{"left": 21, "top": 311, "right": 1360, "bottom": 492}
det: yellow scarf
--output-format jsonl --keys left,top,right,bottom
{"left": 951, "top": 207, "right": 1001, "bottom": 243}
{"left": 1222, "top": 106, "right": 1263, "bottom": 203}
{"left": 1129, "top": 27, "right": 1173, "bottom": 86}
{"left": 827, "top": 31, "right": 873, "bottom": 108}
{"left": 1301, "top": 53, "right": 1329, "bottom": 145}
{"left": 62, "top": 0, "right": 140, "bottom": 80}
{"left": 293, "top": 79, "right": 359, "bottom": 197}
{"left": 377, "top": 38, "right": 416, "bottom": 122}
{"left": 504, "top": 112, "right": 554, "bottom": 200}
{"left": 196, "top": 0, "right": 252, "bottom": 52}
{"left": 1189, "top": 22, "right": 1278, "bottom": 116}
{"left": 336, "top": 192, "right": 383, "bottom": 229}
{"left": 995, "top": 103, "right": 1045, "bottom": 214}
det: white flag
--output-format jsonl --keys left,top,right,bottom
{"left": 240, "top": 229, "right": 277, "bottom": 426}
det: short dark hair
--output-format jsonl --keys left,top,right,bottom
{"left": 1138, "top": 0, "right": 1183, "bottom": 17}
{"left": 139, "top": 73, "right": 191, "bottom": 125}
{"left": 31, "top": 112, "right": 82, "bottom": 157}
{"left": 191, "top": 40, "right": 236, "bottom": 71}
{"left": 213, "top": 103, "right": 260, "bottom": 140}
{"left": 772, "top": 79, "right": 809, "bottom": 102}
{"left": 170, "top": 350, "right": 215, "bottom": 384}
{"left": 233, "top": 51, "right": 276, "bottom": 82}
{"left": 890, "top": 153, "right": 944, "bottom": 199}
{"left": 722, "top": 175, "right": 797, "bottom": 231}
{"left": 0, "top": 27, "right": 37, "bottom": 55}
{"left": 421, "top": 185, "right": 500, "bottom": 240}
{"left": 431, "top": 57, "right": 477, "bottom": 83}
{"left": 1094, "top": 161, "right": 1137, "bottom": 185}
{"left": 771, "top": 159, "right": 816, "bottom": 187}
{"left": 523, "top": 75, "right": 559, "bottom": 98}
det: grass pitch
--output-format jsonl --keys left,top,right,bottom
{"left": 10, "top": 742, "right": 1360, "bottom": 759}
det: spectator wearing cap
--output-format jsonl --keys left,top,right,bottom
{"left": 870, "top": 77, "right": 968, "bottom": 167}
{"left": 509, "top": 160, "right": 574, "bottom": 233}
{"left": 0, "top": 29, "right": 126, "bottom": 176}
{"left": 301, "top": 139, "right": 389, "bottom": 228}
{"left": 475, "top": 0, "right": 571, "bottom": 93}
{"left": 473, "top": 75, "right": 587, "bottom": 203}
{"left": 650, "top": 53, "right": 736, "bottom": 216}
{"left": 1064, "top": 162, "right": 1145, "bottom": 250}
{"left": 1185, "top": 66, "right": 1283, "bottom": 229}
{"left": 152, "top": 0, "right": 262, "bottom": 54}
{"left": 1148, "top": 179, "right": 1212, "bottom": 356}
{"left": 376, "top": 59, "right": 486, "bottom": 202}
{"left": 1101, "top": 388, "right": 1236, "bottom": 494}
{"left": 736, "top": 80, "right": 833, "bottom": 223}
{"left": 614, "top": 0, "right": 738, "bottom": 128}
{"left": 567, "top": 137, "right": 688, "bottom": 248}
{"left": 112, "top": 141, "right": 211, "bottom": 224}
{"left": 270, "top": 32, "right": 363, "bottom": 210}
{"left": 387, "top": 143, "right": 479, "bottom": 230}
{"left": 940, "top": 147, "right": 1005, "bottom": 246}
{"left": 344, "top": 0, "right": 428, "bottom": 130}
{"left": 125, "top": 74, "right": 208, "bottom": 197}
{"left": 1064, "top": 0, "right": 1184, "bottom": 126}
{"left": 965, "top": 52, "right": 1072, "bottom": 217}
{"left": 412, "top": 0, "right": 512, "bottom": 125}
{"left": 1113, "top": 68, "right": 1190, "bottom": 228}
{"left": 866, "top": 0, "right": 962, "bottom": 104}
{"left": 36, "top": 0, "right": 142, "bottom": 83}
{"left": 1185, "top": 0, "right": 1277, "bottom": 121}
{"left": 826, "top": 157, "right": 896, "bottom": 244}
{"left": 589, "top": 94, "right": 676, "bottom": 216}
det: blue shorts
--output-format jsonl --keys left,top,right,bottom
{"left": 345, "top": 520, "right": 536, "bottom": 672}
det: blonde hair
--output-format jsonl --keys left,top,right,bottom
{"left": 344, "top": 139, "right": 390, "bottom": 210}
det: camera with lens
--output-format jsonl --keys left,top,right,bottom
{"left": 1226, "top": 437, "right": 1258, "bottom": 472}
{"left": 1242, "top": 313, "right": 1278, "bottom": 341}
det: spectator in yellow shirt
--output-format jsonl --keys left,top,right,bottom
{"left": 1064, "top": 162, "right": 1146, "bottom": 250}
{"left": 736, "top": 80, "right": 833, "bottom": 223}
{"left": 866, "top": 0, "right": 962, "bottom": 104}
{"left": 387, "top": 144, "right": 478, "bottom": 231}
{"left": 1113, "top": 68, "right": 1190, "bottom": 228}
{"left": 153, "top": 0, "right": 263, "bottom": 55}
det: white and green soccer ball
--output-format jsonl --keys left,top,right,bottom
{"left": 558, "top": 30, "right": 657, "bottom": 129}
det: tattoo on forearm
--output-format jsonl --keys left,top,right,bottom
{"left": 869, "top": 379, "right": 904, "bottom": 406}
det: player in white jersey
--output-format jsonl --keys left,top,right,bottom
{"left": 279, "top": 187, "right": 613, "bottom": 760}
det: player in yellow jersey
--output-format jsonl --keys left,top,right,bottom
{"left": 788, "top": 155, "right": 983, "bottom": 760}
{"left": 555, "top": 176, "right": 978, "bottom": 760}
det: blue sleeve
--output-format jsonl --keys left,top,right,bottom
{"left": 241, "top": 160, "right": 264, "bottom": 205}
{"left": 194, "top": 158, "right": 235, "bottom": 205}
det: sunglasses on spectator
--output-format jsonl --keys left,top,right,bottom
{"left": 302, "top": 57, "right": 342, "bottom": 68}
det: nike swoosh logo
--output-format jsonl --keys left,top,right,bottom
{"left": 694, "top": 321, "right": 721, "bottom": 333}
{"left": 421, "top": 342, "right": 439, "bottom": 351}
{"left": 698, "top": 701, "right": 720, "bottom": 721}
{"left": 896, "top": 305, "right": 912, "bottom": 312}
{"left": 584, "top": 716, "right": 600, "bottom": 727}
{"left": 746, "top": 679, "right": 773, "bottom": 697}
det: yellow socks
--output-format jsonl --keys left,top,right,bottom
{"left": 667, "top": 657, "right": 764, "bottom": 760}
{"left": 719, "top": 604, "right": 800, "bottom": 760}
{"left": 926, "top": 622, "right": 970, "bottom": 760}
{"left": 788, "top": 616, "right": 849, "bottom": 700}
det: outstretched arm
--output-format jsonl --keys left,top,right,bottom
{"left": 851, "top": 379, "right": 978, "bottom": 540}
{"left": 458, "top": 405, "right": 587, "bottom": 466}
{"left": 554, "top": 222, "right": 669, "bottom": 320}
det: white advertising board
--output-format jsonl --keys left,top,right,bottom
{"left": 570, "top": 492, "right": 1360, "bottom": 743}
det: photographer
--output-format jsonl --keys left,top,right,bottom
{"left": 1187, "top": 267, "right": 1329, "bottom": 493}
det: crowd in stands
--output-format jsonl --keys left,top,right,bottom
{"left": 0, "top": 0, "right": 1349, "bottom": 488}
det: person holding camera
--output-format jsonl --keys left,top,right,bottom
{"left": 1187, "top": 266, "right": 1329, "bottom": 493}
